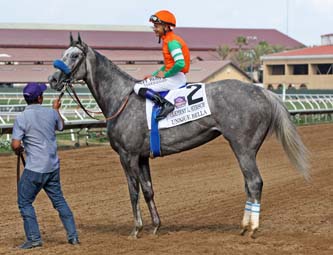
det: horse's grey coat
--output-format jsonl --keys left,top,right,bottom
{"left": 49, "top": 36, "right": 309, "bottom": 238}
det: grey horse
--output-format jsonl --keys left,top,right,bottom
{"left": 48, "top": 35, "right": 309, "bottom": 238}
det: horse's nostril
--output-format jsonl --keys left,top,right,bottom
{"left": 48, "top": 75, "right": 58, "bottom": 88}
{"left": 48, "top": 75, "right": 56, "bottom": 82}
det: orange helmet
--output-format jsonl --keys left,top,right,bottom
{"left": 149, "top": 10, "right": 176, "bottom": 27}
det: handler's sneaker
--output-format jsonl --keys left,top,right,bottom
{"left": 68, "top": 237, "right": 80, "bottom": 245}
{"left": 18, "top": 240, "right": 43, "bottom": 249}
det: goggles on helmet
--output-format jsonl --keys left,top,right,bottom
{"left": 149, "top": 15, "right": 162, "bottom": 24}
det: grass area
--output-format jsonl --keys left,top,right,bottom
{"left": 0, "top": 128, "right": 109, "bottom": 154}
{"left": 0, "top": 140, "right": 11, "bottom": 153}
{"left": 292, "top": 114, "right": 333, "bottom": 125}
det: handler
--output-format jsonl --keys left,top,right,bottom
{"left": 11, "top": 82, "right": 79, "bottom": 249}
{"left": 134, "top": 10, "right": 191, "bottom": 120}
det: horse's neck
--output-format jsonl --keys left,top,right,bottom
{"left": 85, "top": 50, "right": 135, "bottom": 117}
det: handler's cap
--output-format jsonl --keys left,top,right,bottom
{"left": 23, "top": 82, "right": 47, "bottom": 99}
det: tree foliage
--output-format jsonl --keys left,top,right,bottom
{"left": 216, "top": 45, "right": 230, "bottom": 60}
{"left": 217, "top": 36, "right": 286, "bottom": 73}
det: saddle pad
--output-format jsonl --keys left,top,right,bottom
{"left": 146, "top": 83, "right": 211, "bottom": 129}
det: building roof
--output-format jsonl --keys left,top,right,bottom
{"left": 0, "top": 64, "right": 54, "bottom": 83}
{"left": 176, "top": 27, "right": 304, "bottom": 50}
{"left": 0, "top": 27, "right": 304, "bottom": 50}
{"left": 0, "top": 48, "right": 221, "bottom": 62}
{"left": 0, "top": 25, "right": 303, "bottom": 84}
{"left": 0, "top": 59, "right": 243, "bottom": 83}
{"left": 261, "top": 45, "right": 333, "bottom": 60}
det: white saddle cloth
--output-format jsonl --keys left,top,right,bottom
{"left": 145, "top": 83, "right": 211, "bottom": 129}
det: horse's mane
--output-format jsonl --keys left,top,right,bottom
{"left": 93, "top": 49, "right": 139, "bottom": 83}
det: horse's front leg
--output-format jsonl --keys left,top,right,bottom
{"left": 119, "top": 154, "right": 143, "bottom": 238}
{"left": 138, "top": 156, "right": 161, "bottom": 235}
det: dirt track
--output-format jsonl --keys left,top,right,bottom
{"left": 0, "top": 124, "right": 332, "bottom": 255}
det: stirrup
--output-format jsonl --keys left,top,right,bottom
{"left": 156, "top": 103, "right": 174, "bottom": 120}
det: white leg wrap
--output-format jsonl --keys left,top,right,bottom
{"left": 242, "top": 201, "right": 261, "bottom": 231}
{"left": 242, "top": 201, "right": 252, "bottom": 227}
{"left": 250, "top": 203, "right": 261, "bottom": 230}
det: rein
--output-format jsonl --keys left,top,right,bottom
{"left": 62, "top": 82, "right": 130, "bottom": 122}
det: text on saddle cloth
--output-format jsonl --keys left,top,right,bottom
{"left": 146, "top": 83, "right": 211, "bottom": 129}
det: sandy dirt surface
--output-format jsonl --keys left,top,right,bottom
{"left": 0, "top": 124, "right": 332, "bottom": 255}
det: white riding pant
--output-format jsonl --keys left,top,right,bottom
{"left": 134, "top": 72, "right": 186, "bottom": 94}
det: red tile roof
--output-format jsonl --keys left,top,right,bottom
{"left": 118, "top": 61, "right": 235, "bottom": 82}
{"left": 267, "top": 45, "right": 333, "bottom": 57}
{"left": 0, "top": 48, "right": 220, "bottom": 62}
{"left": 0, "top": 27, "right": 304, "bottom": 50}
{"left": 0, "top": 50, "right": 249, "bottom": 84}
{"left": 177, "top": 27, "right": 304, "bottom": 50}
{"left": 0, "top": 26, "right": 302, "bottom": 84}
{"left": 0, "top": 60, "right": 240, "bottom": 83}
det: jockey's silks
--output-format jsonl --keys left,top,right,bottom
{"left": 161, "top": 31, "right": 190, "bottom": 75}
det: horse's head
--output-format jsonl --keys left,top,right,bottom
{"left": 49, "top": 33, "right": 89, "bottom": 91}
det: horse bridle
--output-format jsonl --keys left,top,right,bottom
{"left": 55, "top": 43, "right": 87, "bottom": 96}
{"left": 69, "top": 43, "right": 88, "bottom": 77}
{"left": 56, "top": 43, "right": 130, "bottom": 121}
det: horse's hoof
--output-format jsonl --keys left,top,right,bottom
{"left": 128, "top": 231, "right": 139, "bottom": 240}
{"left": 152, "top": 226, "right": 160, "bottom": 235}
{"left": 127, "top": 235, "right": 138, "bottom": 240}
{"left": 128, "top": 227, "right": 142, "bottom": 239}
{"left": 240, "top": 228, "right": 248, "bottom": 236}
{"left": 249, "top": 229, "right": 258, "bottom": 239}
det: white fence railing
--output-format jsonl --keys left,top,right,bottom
{"left": 1, "top": 92, "right": 333, "bottom": 138}
{"left": 280, "top": 94, "right": 333, "bottom": 114}
{"left": 0, "top": 92, "right": 105, "bottom": 144}
{"left": 0, "top": 92, "right": 101, "bottom": 125}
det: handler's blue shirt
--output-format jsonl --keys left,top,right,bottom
{"left": 12, "top": 104, "right": 63, "bottom": 173}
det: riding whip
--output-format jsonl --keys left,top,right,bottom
{"left": 16, "top": 150, "right": 25, "bottom": 189}
{"left": 58, "top": 86, "right": 66, "bottom": 100}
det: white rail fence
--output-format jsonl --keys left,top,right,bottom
{"left": 282, "top": 94, "right": 333, "bottom": 125}
{"left": 0, "top": 92, "right": 105, "bottom": 146}
{"left": 1, "top": 92, "right": 333, "bottom": 145}
{"left": 283, "top": 94, "right": 333, "bottom": 114}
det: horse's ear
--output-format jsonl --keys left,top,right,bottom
{"left": 78, "top": 32, "right": 82, "bottom": 45}
{"left": 70, "top": 32, "right": 74, "bottom": 46}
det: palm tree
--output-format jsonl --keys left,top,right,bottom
{"left": 252, "top": 41, "right": 286, "bottom": 69}
{"left": 234, "top": 36, "right": 248, "bottom": 50}
{"left": 216, "top": 39, "right": 286, "bottom": 80}
{"left": 217, "top": 45, "right": 230, "bottom": 60}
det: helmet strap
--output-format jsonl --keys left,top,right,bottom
{"left": 157, "top": 24, "right": 167, "bottom": 44}
{"left": 154, "top": 23, "right": 171, "bottom": 44}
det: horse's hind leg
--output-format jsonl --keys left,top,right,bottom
{"left": 138, "top": 156, "right": 161, "bottom": 235}
{"left": 229, "top": 143, "right": 263, "bottom": 238}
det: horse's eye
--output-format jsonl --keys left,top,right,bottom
{"left": 71, "top": 53, "right": 79, "bottom": 59}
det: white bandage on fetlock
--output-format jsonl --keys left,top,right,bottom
{"left": 242, "top": 201, "right": 261, "bottom": 230}
{"left": 242, "top": 201, "right": 252, "bottom": 227}
{"left": 250, "top": 202, "right": 261, "bottom": 230}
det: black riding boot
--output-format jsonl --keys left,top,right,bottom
{"left": 139, "top": 88, "right": 175, "bottom": 120}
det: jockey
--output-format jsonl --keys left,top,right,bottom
{"left": 134, "top": 10, "right": 191, "bottom": 121}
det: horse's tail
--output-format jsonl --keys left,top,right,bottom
{"left": 263, "top": 89, "right": 310, "bottom": 181}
